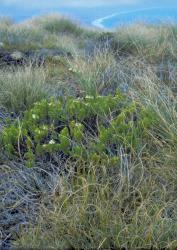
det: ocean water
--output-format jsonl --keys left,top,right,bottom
{"left": 0, "top": 1, "right": 177, "bottom": 29}
{"left": 93, "top": 7, "right": 177, "bottom": 29}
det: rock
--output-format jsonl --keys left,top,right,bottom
{"left": 25, "top": 48, "right": 72, "bottom": 64}
{"left": 10, "top": 51, "right": 24, "bottom": 61}
{"left": 38, "top": 48, "right": 71, "bottom": 58}
{"left": 0, "top": 42, "right": 4, "bottom": 48}
{"left": 0, "top": 48, "right": 72, "bottom": 67}
{"left": 0, "top": 49, "right": 26, "bottom": 66}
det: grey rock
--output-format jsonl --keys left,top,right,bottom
{"left": 0, "top": 49, "right": 26, "bottom": 66}
{"left": 10, "top": 51, "right": 24, "bottom": 61}
{"left": 0, "top": 48, "right": 72, "bottom": 67}
{"left": 25, "top": 48, "right": 72, "bottom": 62}
{"left": 0, "top": 42, "right": 4, "bottom": 48}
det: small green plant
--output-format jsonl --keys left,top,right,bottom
{"left": 1, "top": 93, "right": 158, "bottom": 167}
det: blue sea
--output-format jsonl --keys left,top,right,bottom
{"left": 93, "top": 7, "right": 177, "bottom": 29}
{"left": 0, "top": 1, "right": 177, "bottom": 29}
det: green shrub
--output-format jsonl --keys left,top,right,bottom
{"left": 1, "top": 93, "right": 158, "bottom": 167}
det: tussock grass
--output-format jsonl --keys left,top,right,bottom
{"left": 0, "top": 14, "right": 97, "bottom": 51}
{"left": 0, "top": 17, "right": 13, "bottom": 28}
{"left": 29, "top": 14, "right": 84, "bottom": 37}
{"left": 15, "top": 120, "right": 177, "bottom": 249}
{"left": 67, "top": 47, "right": 161, "bottom": 96}
{"left": 0, "top": 160, "right": 64, "bottom": 248}
{"left": 0, "top": 16, "right": 82, "bottom": 52}
{"left": 0, "top": 24, "right": 79, "bottom": 51}
{"left": 113, "top": 23, "right": 177, "bottom": 62}
{"left": 135, "top": 78, "right": 177, "bottom": 147}
{"left": 0, "top": 24, "right": 49, "bottom": 50}
{"left": 51, "top": 34, "right": 80, "bottom": 55}
{"left": 68, "top": 47, "right": 118, "bottom": 95}
{"left": 0, "top": 65, "right": 48, "bottom": 113}
{"left": 29, "top": 14, "right": 99, "bottom": 39}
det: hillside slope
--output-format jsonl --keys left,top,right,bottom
{"left": 0, "top": 15, "right": 176, "bottom": 249}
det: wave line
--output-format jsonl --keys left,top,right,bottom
{"left": 92, "top": 7, "right": 174, "bottom": 28}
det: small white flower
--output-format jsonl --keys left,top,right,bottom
{"left": 85, "top": 95, "right": 94, "bottom": 99}
{"left": 69, "top": 67, "right": 77, "bottom": 73}
{"left": 49, "top": 139, "right": 55, "bottom": 145}
{"left": 32, "top": 114, "right": 36, "bottom": 119}
{"left": 73, "top": 100, "right": 80, "bottom": 103}
{"left": 75, "top": 123, "right": 81, "bottom": 127}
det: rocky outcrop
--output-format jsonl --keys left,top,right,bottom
{"left": 0, "top": 48, "right": 72, "bottom": 67}
{"left": 0, "top": 49, "right": 25, "bottom": 66}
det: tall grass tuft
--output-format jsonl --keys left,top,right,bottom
{"left": 30, "top": 14, "right": 84, "bottom": 37}
{"left": 0, "top": 65, "right": 48, "bottom": 113}
{"left": 15, "top": 143, "right": 177, "bottom": 249}
{"left": 113, "top": 23, "right": 177, "bottom": 62}
{"left": 68, "top": 47, "right": 118, "bottom": 95}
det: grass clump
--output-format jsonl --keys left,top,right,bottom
{"left": 0, "top": 25, "right": 46, "bottom": 50}
{"left": 0, "top": 65, "right": 48, "bottom": 113}
{"left": 16, "top": 163, "right": 177, "bottom": 249}
{"left": 31, "top": 14, "right": 84, "bottom": 37}
{"left": 0, "top": 14, "right": 97, "bottom": 51}
{"left": 113, "top": 23, "right": 177, "bottom": 62}
{"left": 0, "top": 17, "right": 81, "bottom": 52}
{"left": 68, "top": 48, "right": 118, "bottom": 95}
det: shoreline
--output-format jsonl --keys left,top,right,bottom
{"left": 92, "top": 7, "right": 177, "bottom": 29}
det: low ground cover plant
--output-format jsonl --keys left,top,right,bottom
{"left": 1, "top": 93, "right": 157, "bottom": 168}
